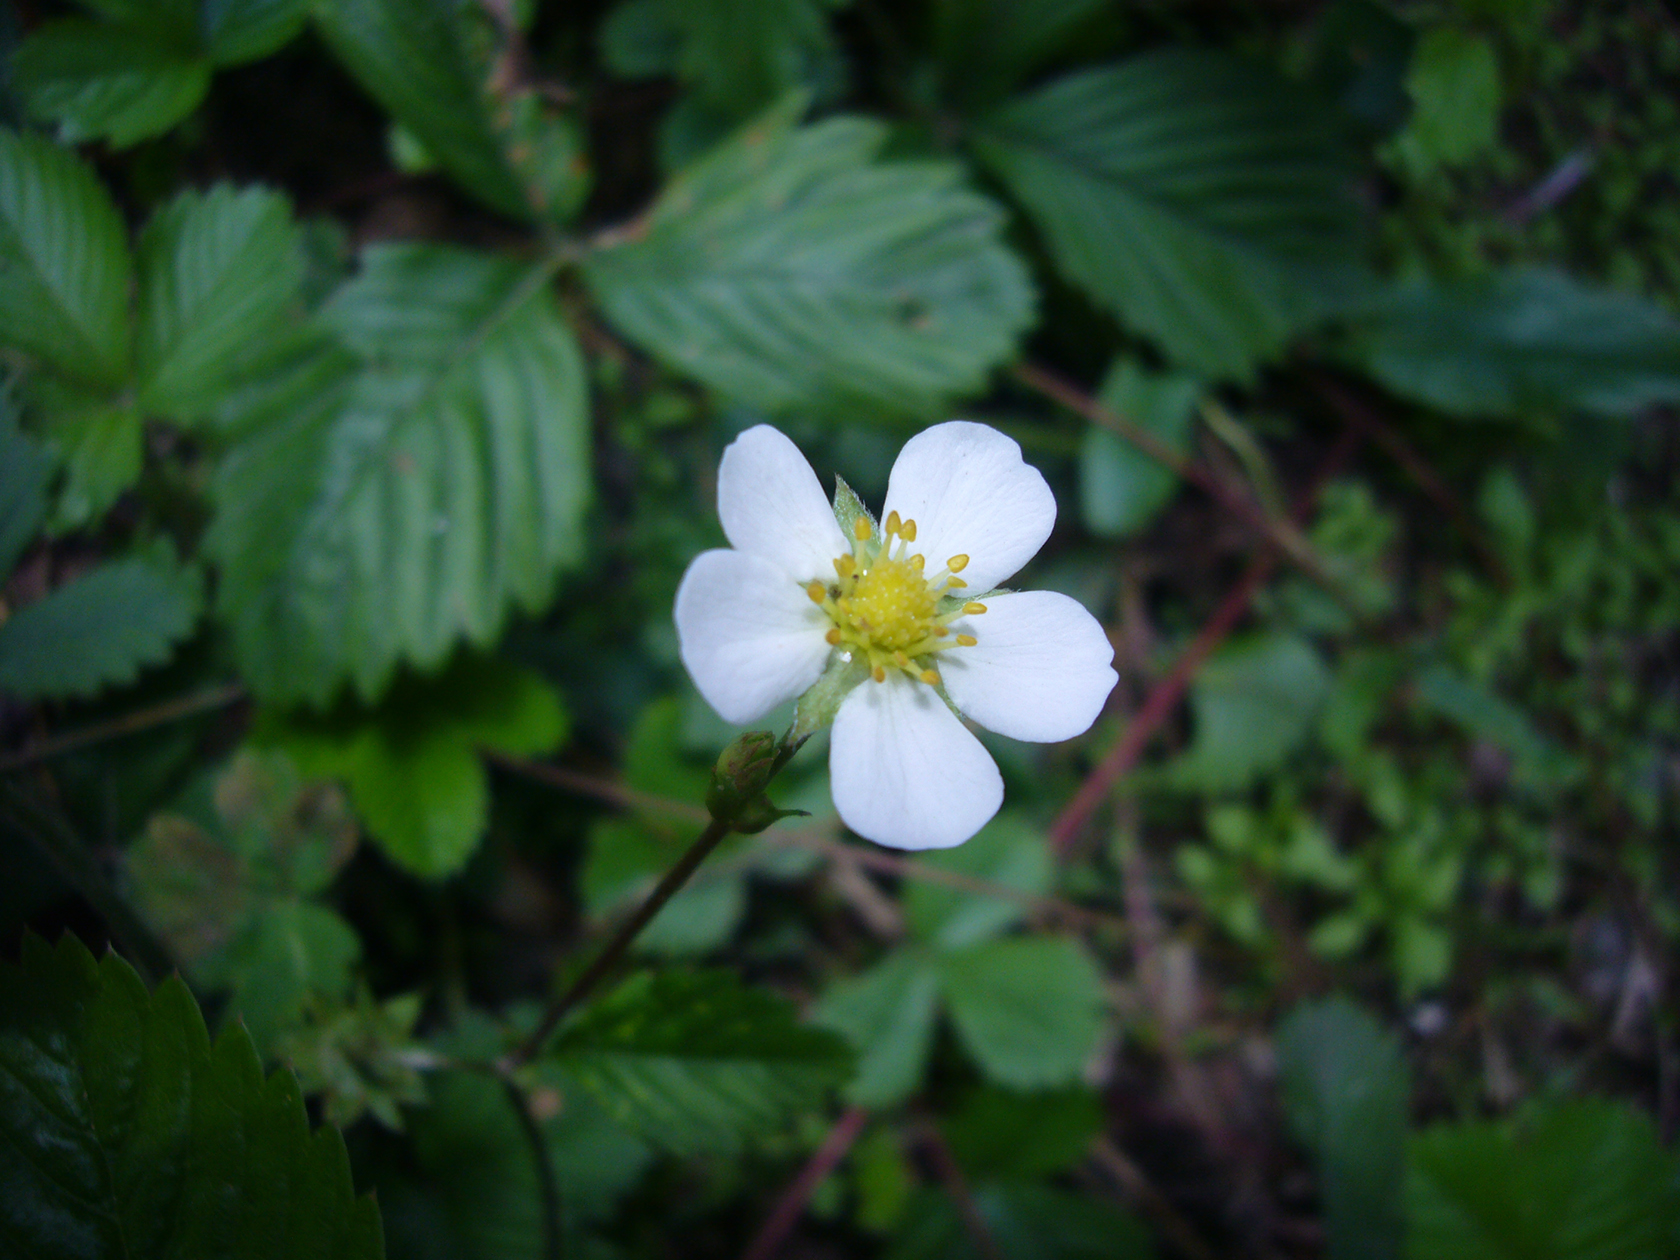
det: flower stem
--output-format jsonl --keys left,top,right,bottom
{"left": 505, "top": 730, "right": 805, "bottom": 1069}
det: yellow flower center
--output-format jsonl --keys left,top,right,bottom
{"left": 806, "top": 511, "right": 986, "bottom": 687}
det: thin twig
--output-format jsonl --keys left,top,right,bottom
{"left": 739, "top": 1106, "right": 871, "bottom": 1260}
{"left": 0, "top": 682, "right": 246, "bottom": 774}
{"left": 921, "top": 1126, "right": 1004, "bottom": 1260}
{"left": 1012, "top": 361, "right": 1337, "bottom": 589}
{"left": 488, "top": 751, "right": 709, "bottom": 824}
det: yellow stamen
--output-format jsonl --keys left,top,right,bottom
{"left": 854, "top": 516, "right": 872, "bottom": 541}
{"left": 956, "top": 633, "right": 977, "bottom": 646}
{"left": 835, "top": 554, "right": 856, "bottom": 577}
{"left": 826, "top": 627, "right": 842, "bottom": 645}
{"left": 933, "top": 625, "right": 949, "bottom": 637}
{"left": 871, "top": 665, "right": 887, "bottom": 683}
{"left": 806, "top": 581, "right": 825, "bottom": 604}
{"left": 893, "top": 650, "right": 910, "bottom": 667}
{"left": 946, "top": 576, "right": 967, "bottom": 588}
{"left": 964, "top": 602, "right": 987, "bottom": 615}
{"left": 946, "top": 554, "right": 969, "bottom": 572}
{"left": 900, "top": 519, "right": 917, "bottom": 542}
{"left": 885, "top": 509, "right": 901, "bottom": 536}
{"left": 920, "top": 669, "right": 940, "bottom": 685}
{"left": 910, "top": 553, "right": 925, "bottom": 571}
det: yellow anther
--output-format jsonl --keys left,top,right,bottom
{"left": 885, "top": 509, "right": 901, "bottom": 536}
{"left": 894, "top": 650, "right": 910, "bottom": 667}
{"left": 835, "top": 554, "right": 856, "bottom": 577}
{"left": 807, "top": 581, "right": 826, "bottom": 604}
{"left": 825, "top": 627, "right": 842, "bottom": 645}
{"left": 900, "top": 519, "right": 917, "bottom": 542}
{"left": 946, "top": 554, "right": 969, "bottom": 572}
{"left": 871, "top": 664, "right": 887, "bottom": 683}
{"left": 920, "top": 669, "right": 940, "bottom": 685}
{"left": 854, "top": 516, "right": 872, "bottom": 541}
{"left": 933, "top": 625, "right": 949, "bottom": 637}
{"left": 956, "top": 633, "right": 977, "bottom": 646}
{"left": 910, "top": 554, "right": 925, "bottom": 571}
{"left": 963, "top": 601, "right": 987, "bottom": 615}
{"left": 946, "top": 576, "right": 967, "bottom": 588}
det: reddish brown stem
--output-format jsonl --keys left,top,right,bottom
{"left": 922, "top": 1127, "right": 1005, "bottom": 1260}
{"left": 739, "top": 1106, "right": 871, "bottom": 1260}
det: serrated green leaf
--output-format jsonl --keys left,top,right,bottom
{"left": 904, "top": 812, "right": 1050, "bottom": 950}
{"left": 1343, "top": 268, "right": 1680, "bottom": 420}
{"left": 584, "top": 98, "right": 1035, "bottom": 420}
{"left": 314, "top": 0, "right": 533, "bottom": 219}
{"left": 0, "top": 398, "right": 51, "bottom": 574}
{"left": 973, "top": 49, "right": 1367, "bottom": 379}
{"left": 14, "top": 18, "right": 210, "bottom": 148}
{"left": 937, "top": 935, "right": 1106, "bottom": 1090}
{"left": 812, "top": 947, "right": 942, "bottom": 1106}
{"left": 215, "top": 899, "right": 361, "bottom": 1045}
{"left": 0, "top": 932, "right": 384, "bottom": 1258}
{"left": 0, "top": 550, "right": 202, "bottom": 700}
{"left": 1408, "top": 1099, "right": 1679, "bottom": 1260}
{"left": 1172, "top": 631, "right": 1331, "bottom": 792}
{"left": 272, "top": 654, "right": 569, "bottom": 878}
{"left": 202, "top": 0, "right": 309, "bottom": 63}
{"left": 1078, "top": 358, "right": 1201, "bottom": 537}
{"left": 548, "top": 969, "right": 853, "bottom": 1155}
{"left": 135, "top": 183, "right": 306, "bottom": 421}
{"left": 1276, "top": 997, "right": 1408, "bottom": 1260}
{"left": 41, "top": 397, "right": 143, "bottom": 530}
{"left": 0, "top": 127, "right": 132, "bottom": 386}
{"left": 206, "top": 243, "right": 591, "bottom": 705}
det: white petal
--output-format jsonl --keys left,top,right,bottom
{"left": 882, "top": 421, "right": 1056, "bottom": 593}
{"left": 718, "top": 425, "right": 849, "bottom": 581}
{"left": 829, "top": 675, "right": 1003, "bottom": 850}
{"left": 675, "top": 549, "right": 832, "bottom": 725}
{"left": 941, "top": 590, "right": 1117, "bottom": 742}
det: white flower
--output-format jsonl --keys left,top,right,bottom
{"left": 674, "top": 421, "right": 1117, "bottom": 850}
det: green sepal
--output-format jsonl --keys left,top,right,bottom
{"left": 791, "top": 650, "right": 868, "bottom": 742}
{"left": 832, "top": 474, "right": 874, "bottom": 541}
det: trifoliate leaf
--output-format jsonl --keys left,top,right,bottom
{"left": 207, "top": 243, "right": 591, "bottom": 705}
{"left": 0, "top": 127, "right": 132, "bottom": 387}
{"left": 1172, "top": 631, "right": 1331, "bottom": 792}
{"left": 0, "top": 933, "right": 384, "bottom": 1258}
{"left": 271, "top": 654, "right": 568, "bottom": 878}
{"left": 315, "top": 0, "right": 533, "bottom": 219}
{"left": 40, "top": 397, "right": 143, "bottom": 531}
{"left": 1391, "top": 28, "right": 1501, "bottom": 174}
{"left": 547, "top": 969, "right": 853, "bottom": 1156}
{"left": 1408, "top": 1099, "right": 1679, "bottom": 1260}
{"left": 0, "top": 550, "right": 203, "bottom": 700}
{"left": 937, "top": 935, "right": 1106, "bottom": 1090}
{"left": 973, "top": 48, "right": 1366, "bottom": 380}
{"left": 1276, "top": 997, "right": 1408, "bottom": 1260}
{"left": 584, "top": 96, "right": 1035, "bottom": 420}
{"left": 135, "top": 183, "right": 306, "bottom": 422}
{"left": 812, "top": 947, "right": 943, "bottom": 1106}
{"left": 1343, "top": 268, "right": 1680, "bottom": 420}
{"left": 13, "top": 18, "right": 210, "bottom": 148}
{"left": 1078, "top": 358, "right": 1201, "bottom": 538}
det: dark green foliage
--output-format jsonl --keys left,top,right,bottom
{"left": 0, "top": 932, "right": 382, "bottom": 1258}
{"left": 0, "top": 550, "right": 203, "bottom": 699}
{"left": 206, "top": 243, "right": 592, "bottom": 705}
{"left": 584, "top": 97, "right": 1035, "bottom": 420}
{"left": 974, "top": 48, "right": 1367, "bottom": 379}
{"left": 1277, "top": 998, "right": 1409, "bottom": 1260}
{"left": 545, "top": 969, "right": 854, "bottom": 1156}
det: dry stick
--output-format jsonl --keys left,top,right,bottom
{"left": 0, "top": 681, "right": 246, "bottom": 774}
{"left": 1012, "top": 361, "right": 1337, "bottom": 589}
{"left": 738, "top": 1106, "right": 872, "bottom": 1260}
{"left": 1048, "top": 428, "right": 1361, "bottom": 856}
{"left": 1089, "top": 1137, "right": 1218, "bottom": 1260}
{"left": 506, "top": 812, "right": 735, "bottom": 1070}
